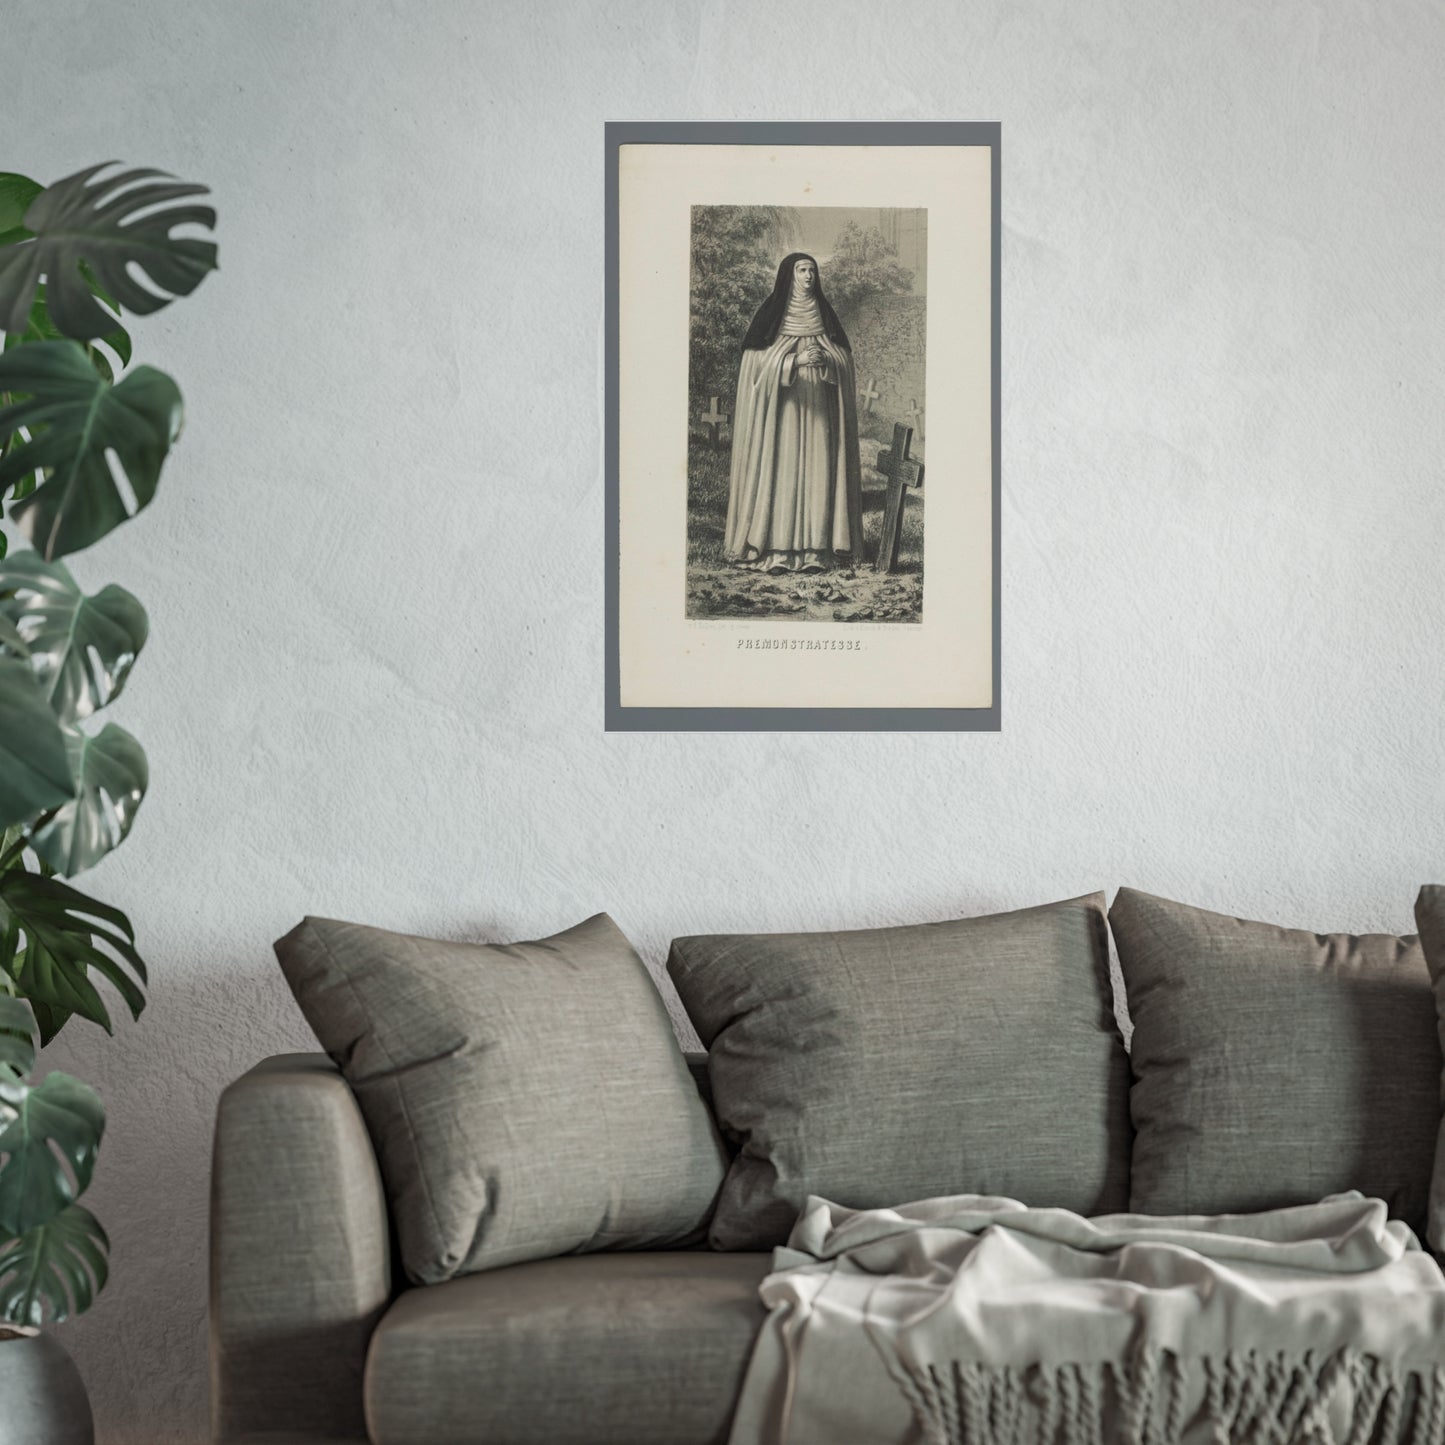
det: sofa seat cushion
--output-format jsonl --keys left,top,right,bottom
{"left": 364, "top": 1250, "right": 773, "bottom": 1445}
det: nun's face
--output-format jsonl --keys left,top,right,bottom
{"left": 792, "top": 259, "right": 816, "bottom": 293}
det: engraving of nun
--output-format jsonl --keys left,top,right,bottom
{"left": 723, "top": 253, "right": 866, "bottom": 573}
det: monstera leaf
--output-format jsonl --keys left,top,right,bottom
{"left": 2, "top": 284, "right": 131, "bottom": 380}
{"left": 0, "top": 656, "right": 75, "bottom": 831}
{"left": 0, "top": 553, "right": 148, "bottom": 722}
{"left": 0, "top": 173, "right": 131, "bottom": 368}
{"left": 0, "top": 996, "right": 34, "bottom": 1082}
{"left": 0, "top": 1068, "right": 104, "bottom": 1236}
{"left": 0, "top": 341, "right": 182, "bottom": 559}
{"left": 0, "top": 179, "right": 135, "bottom": 494}
{"left": 0, "top": 871, "right": 146, "bottom": 1042}
{"left": 0, "top": 174, "right": 42, "bottom": 246}
{"left": 0, "top": 1202, "right": 108, "bottom": 1326}
{"left": 0, "top": 175, "right": 134, "bottom": 452}
{"left": 27, "top": 724, "right": 147, "bottom": 876}
{"left": 1, "top": 174, "right": 132, "bottom": 511}
{"left": 0, "top": 163, "right": 216, "bottom": 341}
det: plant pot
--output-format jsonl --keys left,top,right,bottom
{"left": 0, "top": 1330, "right": 94, "bottom": 1445}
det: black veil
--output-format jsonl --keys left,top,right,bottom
{"left": 740, "top": 252, "right": 851, "bottom": 352}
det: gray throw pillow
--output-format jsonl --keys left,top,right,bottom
{"left": 1112, "top": 888, "right": 1438, "bottom": 1237}
{"left": 1411, "top": 886, "right": 1445, "bottom": 1252}
{"left": 275, "top": 912, "right": 728, "bottom": 1284}
{"left": 667, "top": 894, "right": 1130, "bottom": 1250}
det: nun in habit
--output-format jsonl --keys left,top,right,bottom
{"left": 723, "top": 253, "right": 866, "bottom": 573}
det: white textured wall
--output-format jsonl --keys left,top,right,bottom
{"left": 11, "top": 1, "right": 1445, "bottom": 1439}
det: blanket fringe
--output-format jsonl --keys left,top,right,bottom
{"left": 898, "top": 1350, "right": 1445, "bottom": 1445}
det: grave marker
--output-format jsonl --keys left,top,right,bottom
{"left": 857, "top": 377, "right": 881, "bottom": 412}
{"left": 700, "top": 396, "right": 729, "bottom": 446}
{"left": 874, "top": 423, "right": 925, "bottom": 574}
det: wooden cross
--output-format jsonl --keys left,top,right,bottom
{"left": 906, "top": 398, "right": 925, "bottom": 439}
{"left": 874, "top": 423, "right": 925, "bottom": 574}
{"left": 700, "top": 395, "right": 729, "bottom": 445}
{"left": 857, "top": 377, "right": 881, "bottom": 412}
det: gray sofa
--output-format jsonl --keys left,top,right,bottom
{"left": 211, "top": 889, "right": 1445, "bottom": 1444}
{"left": 210, "top": 1052, "right": 762, "bottom": 1445}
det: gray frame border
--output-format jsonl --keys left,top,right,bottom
{"left": 605, "top": 121, "right": 1001, "bottom": 732}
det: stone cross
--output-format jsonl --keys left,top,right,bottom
{"left": 874, "top": 423, "right": 925, "bottom": 574}
{"left": 700, "top": 396, "right": 729, "bottom": 446}
{"left": 906, "top": 398, "right": 925, "bottom": 439}
{"left": 857, "top": 377, "right": 881, "bottom": 412}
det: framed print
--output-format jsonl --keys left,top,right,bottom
{"left": 605, "top": 121, "right": 999, "bottom": 731}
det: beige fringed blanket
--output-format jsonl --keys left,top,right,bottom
{"left": 727, "top": 1193, "right": 1445, "bottom": 1445}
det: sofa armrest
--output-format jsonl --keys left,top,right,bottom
{"left": 210, "top": 1053, "right": 391, "bottom": 1444}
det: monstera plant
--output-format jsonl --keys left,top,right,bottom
{"left": 0, "top": 160, "right": 216, "bottom": 1382}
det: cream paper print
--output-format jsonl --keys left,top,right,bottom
{"left": 618, "top": 143, "right": 991, "bottom": 711}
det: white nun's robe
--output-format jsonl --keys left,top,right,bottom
{"left": 723, "top": 305, "right": 866, "bottom": 573}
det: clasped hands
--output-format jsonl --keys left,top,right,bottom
{"left": 794, "top": 341, "right": 827, "bottom": 370}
